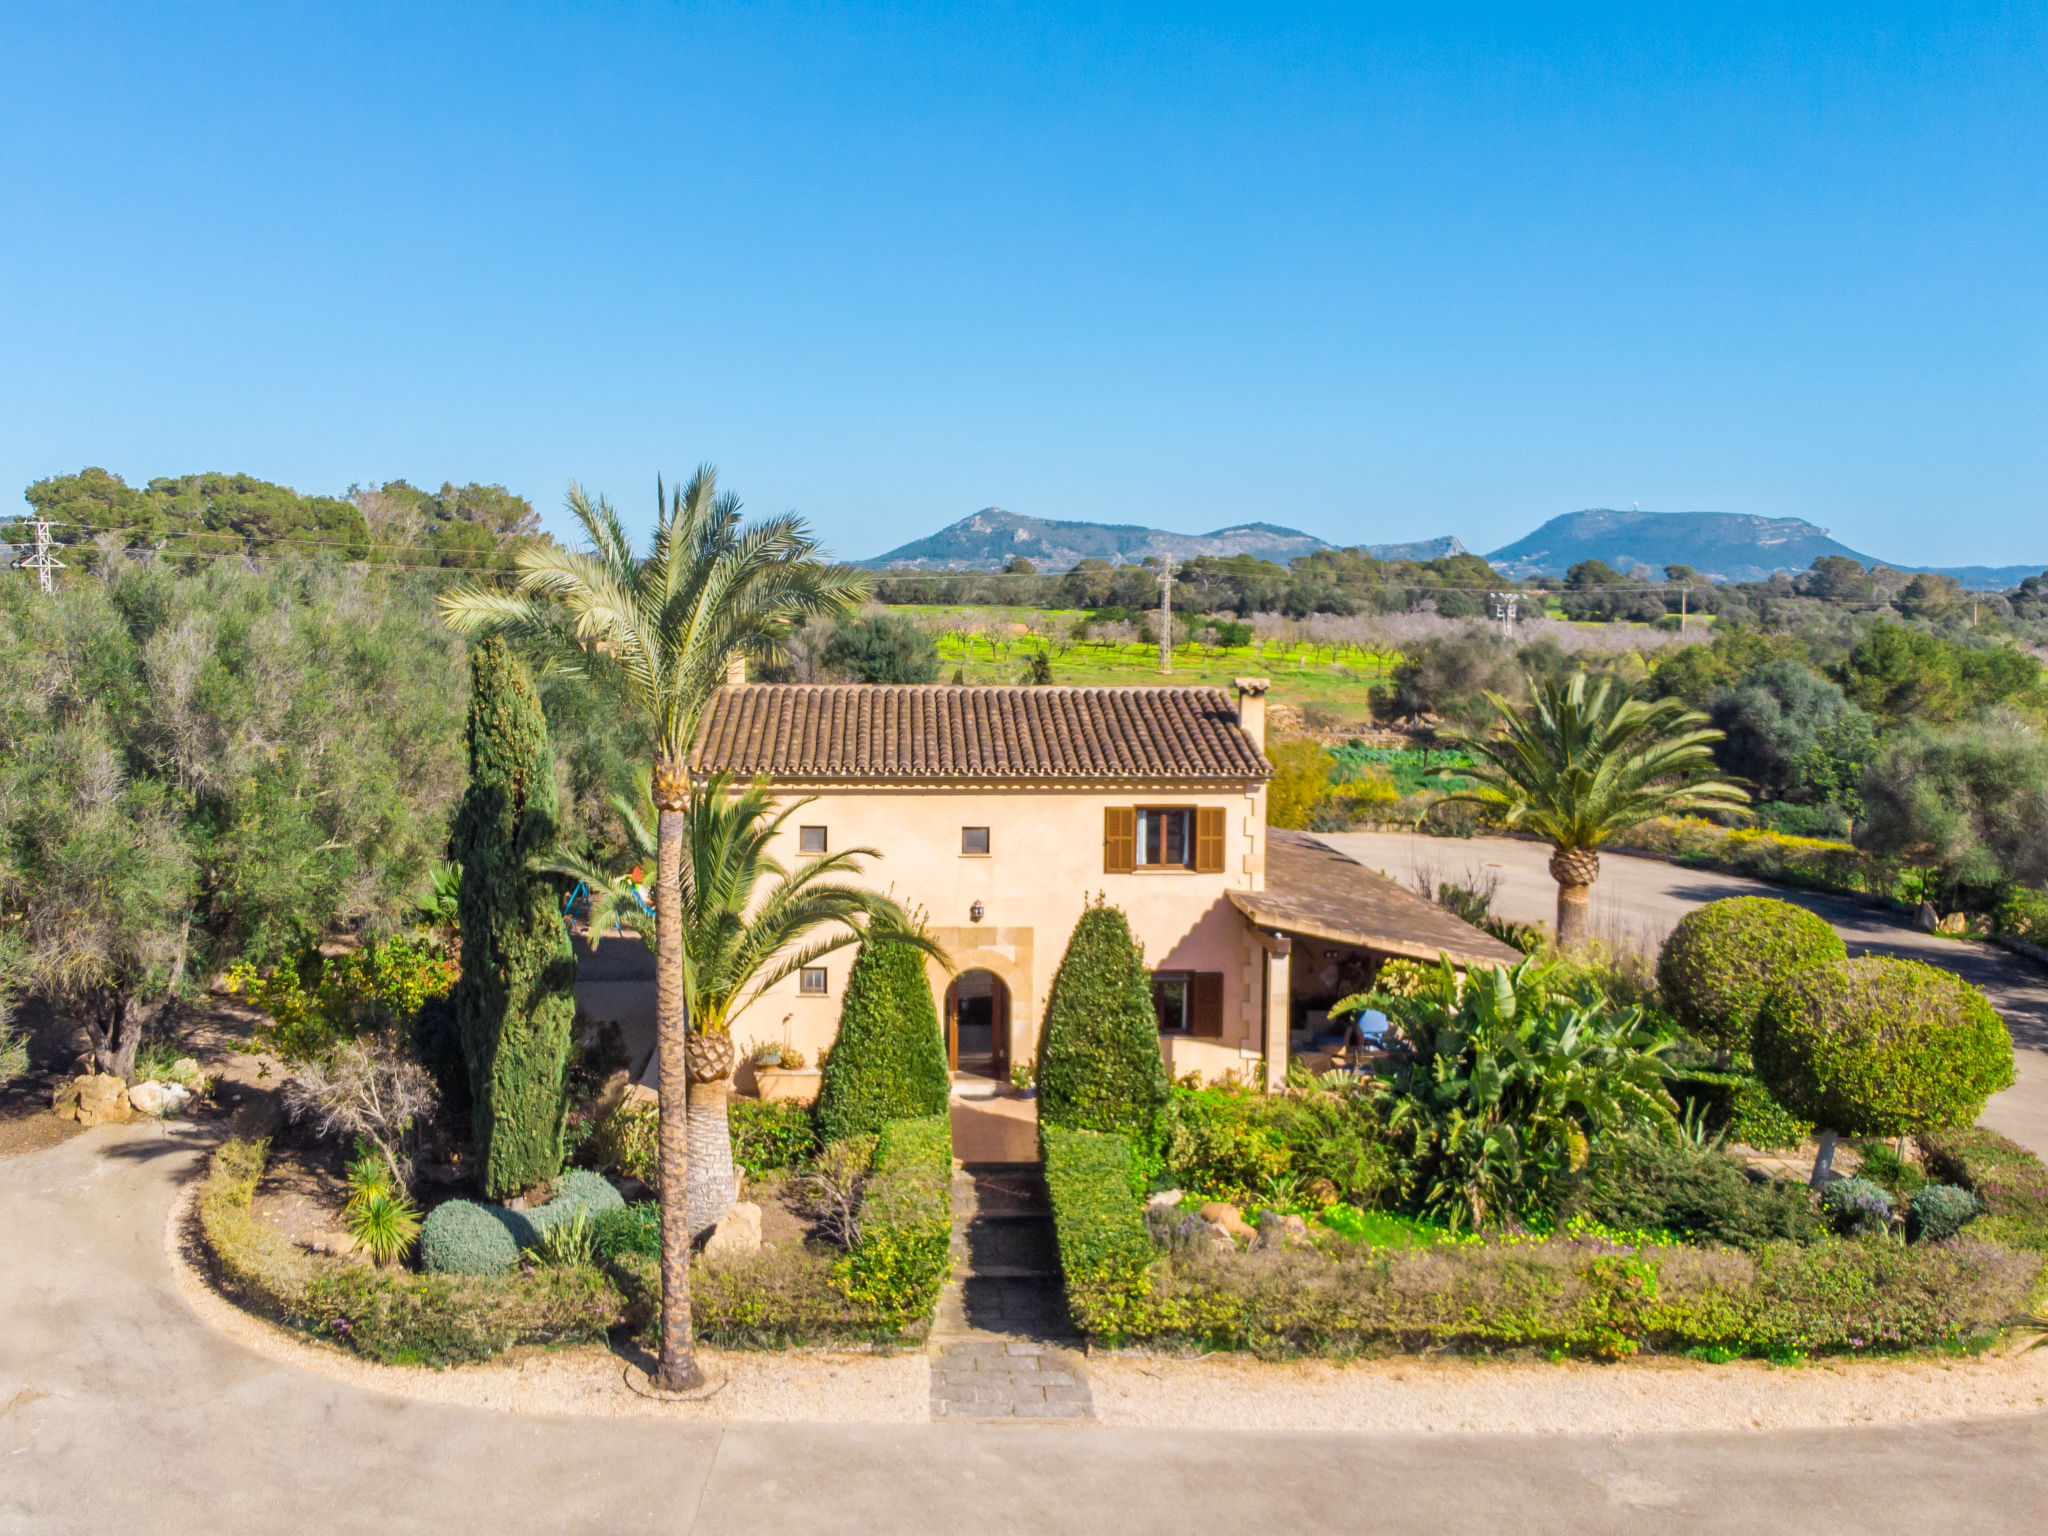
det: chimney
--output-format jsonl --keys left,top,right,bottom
{"left": 725, "top": 651, "right": 747, "bottom": 687}
{"left": 1234, "top": 677, "right": 1270, "bottom": 754}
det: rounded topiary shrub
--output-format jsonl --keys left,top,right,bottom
{"left": 1036, "top": 901, "right": 1170, "bottom": 1146}
{"left": 528, "top": 1169, "right": 625, "bottom": 1235}
{"left": 419, "top": 1198, "right": 531, "bottom": 1275}
{"left": 1909, "top": 1183, "right": 1981, "bottom": 1243}
{"left": 1819, "top": 1175, "right": 1894, "bottom": 1237}
{"left": 815, "top": 939, "right": 950, "bottom": 1145}
{"left": 1658, "top": 897, "right": 1846, "bottom": 1055}
{"left": 1752, "top": 957, "right": 2014, "bottom": 1139}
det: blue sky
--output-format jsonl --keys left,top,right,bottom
{"left": 3, "top": 3, "right": 2043, "bottom": 564}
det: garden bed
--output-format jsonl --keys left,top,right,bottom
{"left": 1042, "top": 1124, "right": 2045, "bottom": 1360}
{"left": 193, "top": 1113, "right": 953, "bottom": 1367}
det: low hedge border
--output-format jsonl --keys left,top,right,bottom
{"left": 1041, "top": 1125, "right": 2042, "bottom": 1358}
{"left": 196, "top": 1117, "right": 952, "bottom": 1365}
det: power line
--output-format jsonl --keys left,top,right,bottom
{"left": 11, "top": 517, "right": 64, "bottom": 593}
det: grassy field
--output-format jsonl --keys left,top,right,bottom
{"left": 899, "top": 605, "right": 1397, "bottom": 715}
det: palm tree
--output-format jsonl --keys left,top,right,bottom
{"left": 438, "top": 468, "right": 865, "bottom": 1392}
{"left": 546, "top": 769, "right": 945, "bottom": 1232}
{"left": 1439, "top": 674, "right": 1747, "bottom": 948}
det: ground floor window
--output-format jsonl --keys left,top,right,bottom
{"left": 1152, "top": 971, "right": 1191, "bottom": 1031}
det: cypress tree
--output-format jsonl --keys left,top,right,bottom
{"left": 1036, "top": 900, "right": 1170, "bottom": 1144}
{"left": 814, "top": 939, "right": 950, "bottom": 1144}
{"left": 451, "top": 638, "right": 578, "bottom": 1197}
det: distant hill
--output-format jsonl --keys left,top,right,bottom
{"left": 859, "top": 509, "right": 1332, "bottom": 571}
{"left": 1485, "top": 510, "right": 1876, "bottom": 584}
{"left": 1361, "top": 535, "right": 1465, "bottom": 562}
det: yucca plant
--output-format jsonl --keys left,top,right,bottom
{"left": 1344, "top": 957, "right": 1679, "bottom": 1230}
{"left": 347, "top": 1189, "right": 423, "bottom": 1267}
{"left": 1437, "top": 674, "right": 1748, "bottom": 947}
{"left": 438, "top": 467, "right": 866, "bottom": 1392}
{"left": 529, "top": 1208, "right": 598, "bottom": 1267}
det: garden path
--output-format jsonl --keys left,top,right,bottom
{"left": 6, "top": 1126, "right": 2048, "bottom": 1533}
{"left": 1321, "top": 832, "right": 2048, "bottom": 1158}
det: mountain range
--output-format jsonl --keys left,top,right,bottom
{"left": 862, "top": 508, "right": 2042, "bottom": 589}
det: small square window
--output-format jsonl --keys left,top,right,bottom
{"left": 961, "top": 826, "right": 990, "bottom": 856}
{"left": 798, "top": 825, "right": 828, "bottom": 854}
{"left": 799, "top": 967, "right": 829, "bottom": 995}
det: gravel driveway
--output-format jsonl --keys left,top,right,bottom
{"left": 1319, "top": 831, "right": 2048, "bottom": 1157}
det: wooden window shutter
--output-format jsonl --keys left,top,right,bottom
{"left": 1190, "top": 972, "right": 1225, "bottom": 1037}
{"left": 1104, "top": 806, "right": 1136, "bottom": 873}
{"left": 1194, "top": 806, "right": 1226, "bottom": 873}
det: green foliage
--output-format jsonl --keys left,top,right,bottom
{"left": 1041, "top": 1125, "right": 1159, "bottom": 1338}
{"left": 1264, "top": 739, "right": 1333, "bottom": 829}
{"left": 1919, "top": 1127, "right": 2048, "bottom": 1254}
{"left": 528, "top": 1169, "right": 626, "bottom": 1233}
{"left": 1995, "top": 887, "right": 2048, "bottom": 946}
{"left": 730, "top": 1098, "right": 820, "bottom": 1172}
{"left": 1909, "top": 1185, "right": 1981, "bottom": 1244}
{"left": 1385, "top": 633, "right": 1525, "bottom": 730}
{"left": 347, "top": 1190, "right": 423, "bottom": 1266}
{"left": 1856, "top": 724, "right": 2048, "bottom": 899}
{"left": 226, "top": 940, "right": 457, "bottom": 1063}
{"left": 822, "top": 614, "right": 940, "bottom": 683}
{"left": 1036, "top": 902, "right": 1172, "bottom": 1149}
{"left": 1667, "top": 1071, "right": 1812, "bottom": 1151}
{"left": 1838, "top": 622, "right": 2047, "bottom": 725}
{"left": 815, "top": 939, "right": 951, "bottom": 1144}
{"left": 594, "top": 1202, "right": 662, "bottom": 1260}
{"left": 1162, "top": 1080, "right": 1396, "bottom": 1210}
{"left": 831, "top": 1116, "right": 954, "bottom": 1328}
{"left": 419, "top": 1199, "right": 529, "bottom": 1276}
{"left": 1819, "top": 1177, "right": 1895, "bottom": 1238}
{"left": 1707, "top": 660, "right": 1874, "bottom": 811}
{"left": 1361, "top": 958, "right": 1680, "bottom": 1229}
{"left": 20, "top": 467, "right": 370, "bottom": 559}
{"left": 1572, "top": 1134, "right": 1821, "bottom": 1248}
{"left": 1753, "top": 958, "right": 2014, "bottom": 1138}
{"left": 1656, "top": 897, "right": 1846, "bottom": 1056}
{"left": 529, "top": 1208, "right": 599, "bottom": 1266}
{"left": 451, "top": 638, "right": 579, "bottom": 1197}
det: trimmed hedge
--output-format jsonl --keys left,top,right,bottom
{"left": 526, "top": 1169, "right": 624, "bottom": 1236}
{"left": 1658, "top": 897, "right": 1846, "bottom": 1055}
{"left": 815, "top": 941, "right": 950, "bottom": 1144}
{"left": 1753, "top": 958, "right": 2015, "bottom": 1138}
{"left": 419, "top": 1199, "right": 529, "bottom": 1276}
{"left": 1669, "top": 1071, "right": 1812, "bottom": 1152}
{"left": 1909, "top": 1185, "right": 1981, "bottom": 1244}
{"left": 730, "top": 1099, "right": 818, "bottom": 1173}
{"left": 1042, "top": 1125, "right": 2039, "bottom": 1356}
{"left": 197, "top": 1139, "right": 621, "bottom": 1366}
{"left": 1036, "top": 903, "right": 1170, "bottom": 1146}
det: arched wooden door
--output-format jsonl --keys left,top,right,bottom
{"left": 944, "top": 968, "right": 1010, "bottom": 1083}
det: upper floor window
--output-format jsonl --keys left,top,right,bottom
{"left": 1103, "top": 805, "right": 1226, "bottom": 874}
{"left": 961, "top": 826, "right": 991, "bottom": 856}
{"left": 799, "top": 967, "right": 829, "bottom": 995}
{"left": 798, "top": 825, "right": 828, "bottom": 854}
{"left": 1137, "top": 808, "right": 1192, "bottom": 868}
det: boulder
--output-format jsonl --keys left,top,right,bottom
{"left": 1915, "top": 902, "right": 1940, "bottom": 932}
{"left": 1935, "top": 912, "right": 1969, "bottom": 936}
{"left": 1146, "top": 1189, "right": 1184, "bottom": 1210}
{"left": 300, "top": 1230, "right": 360, "bottom": 1258}
{"left": 55, "top": 1074, "right": 135, "bottom": 1127}
{"left": 1200, "top": 1221, "right": 1239, "bottom": 1256}
{"left": 1199, "top": 1201, "right": 1256, "bottom": 1243}
{"left": 126, "top": 1081, "right": 171, "bottom": 1117}
{"left": 1256, "top": 1212, "right": 1313, "bottom": 1250}
{"left": 702, "top": 1201, "right": 762, "bottom": 1261}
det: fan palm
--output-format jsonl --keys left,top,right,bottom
{"left": 1439, "top": 674, "right": 1748, "bottom": 947}
{"left": 438, "top": 467, "right": 865, "bottom": 1392}
{"left": 545, "top": 769, "right": 944, "bottom": 1232}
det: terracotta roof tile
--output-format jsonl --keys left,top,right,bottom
{"left": 692, "top": 684, "right": 1271, "bottom": 783}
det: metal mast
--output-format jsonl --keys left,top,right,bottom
{"left": 14, "top": 517, "right": 63, "bottom": 593}
{"left": 1157, "top": 556, "right": 1176, "bottom": 673}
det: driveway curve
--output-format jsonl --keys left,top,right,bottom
{"left": 5, "top": 1126, "right": 2048, "bottom": 1534}
{"left": 1320, "top": 832, "right": 2048, "bottom": 1157}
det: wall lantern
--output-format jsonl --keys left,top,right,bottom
{"left": 970, "top": 900, "right": 985, "bottom": 923}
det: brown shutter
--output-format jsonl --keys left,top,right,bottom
{"left": 1195, "top": 806, "right": 1226, "bottom": 873}
{"left": 1104, "top": 805, "right": 1136, "bottom": 873}
{"left": 1190, "top": 972, "right": 1225, "bottom": 1037}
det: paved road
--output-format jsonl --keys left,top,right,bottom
{"left": 6, "top": 1127, "right": 2048, "bottom": 1534}
{"left": 1322, "top": 831, "right": 2048, "bottom": 1156}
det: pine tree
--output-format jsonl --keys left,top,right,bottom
{"left": 815, "top": 939, "right": 951, "bottom": 1144}
{"left": 1036, "top": 901, "right": 1169, "bottom": 1144}
{"left": 451, "top": 638, "right": 578, "bottom": 1196}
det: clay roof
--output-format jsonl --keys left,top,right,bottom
{"left": 1231, "top": 829, "right": 1525, "bottom": 966}
{"left": 691, "top": 684, "right": 1270, "bottom": 784}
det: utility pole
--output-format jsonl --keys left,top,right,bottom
{"left": 13, "top": 517, "right": 63, "bottom": 593}
{"left": 1489, "top": 590, "right": 1518, "bottom": 641}
{"left": 1679, "top": 583, "right": 1688, "bottom": 632}
{"left": 1157, "top": 556, "right": 1176, "bottom": 674}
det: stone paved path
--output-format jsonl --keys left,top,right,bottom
{"left": 929, "top": 1160, "right": 1097, "bottom": 1422}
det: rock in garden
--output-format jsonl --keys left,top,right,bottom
{"left": 300, "top": 1230, "right": 360, "bottom": 1257}
{"left": 1915, "top": 902, "right": 1940, "bottom": 931}
{"left": 1256, "top": 1212, "right": 1312, "bottom": 1250}
{"left": 1201, "top": 1221, "right": 1238, "bottom": 1255}
{"left": 702, "top": 1201, "right": 762, "bottom": 1260}
{"left": 56, "top": 1074, "right": 135, "bottom": 1127}
{"left": 1935, "top": 912, "right": 1968, "bottom": 935}
{"left": 1199, "top": 1202, "right": 1256, "bottom": 1243}
{"left": 126, "top": 1081, "right": 171, "bottom": 1116}
{"left": 1146, "top": 1189, "right": 1184, "bottom": 1209}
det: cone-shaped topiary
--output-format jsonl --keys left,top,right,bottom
{"left": 1658, "top": 896, "right": 1846, "bottom": 1056}
{"left": 1753, "top": 956, "right": 2014, "bottom": 1141}
{"left": 1036, "top": 900, "right": 1170, "bottom": 1145}
{"left": 451, "top": 638, "right": 579, "bottom": 1198}
{"left": 815, "top": 939, "right": 951, "bottom": 1144}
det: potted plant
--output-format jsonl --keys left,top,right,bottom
{"left": 752, "top": 1042, "right": 823, "bottom": 1104}
{"left": 1010, "top": 1062, "right": 1036, "bottom": 1100}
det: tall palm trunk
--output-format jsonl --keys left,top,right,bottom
{"left": 652, "top": 790, "right": 703, "bottom": 1392}
{"left": 1548, "top": 846, "right": 1599, "bottom": 950}
{"left": 686, "top": 1073, "right": 737, "bottom": 1235}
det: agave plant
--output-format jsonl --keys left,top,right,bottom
{"left": 1437, "top": 674, "right": 1748, "bottom": 946}
{"left": 1341, "top": 956, "right": 1679, "bottom": 1230}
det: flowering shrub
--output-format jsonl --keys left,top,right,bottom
{"left": 225, "top": 940, "right": 457, "bottom": 1062}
